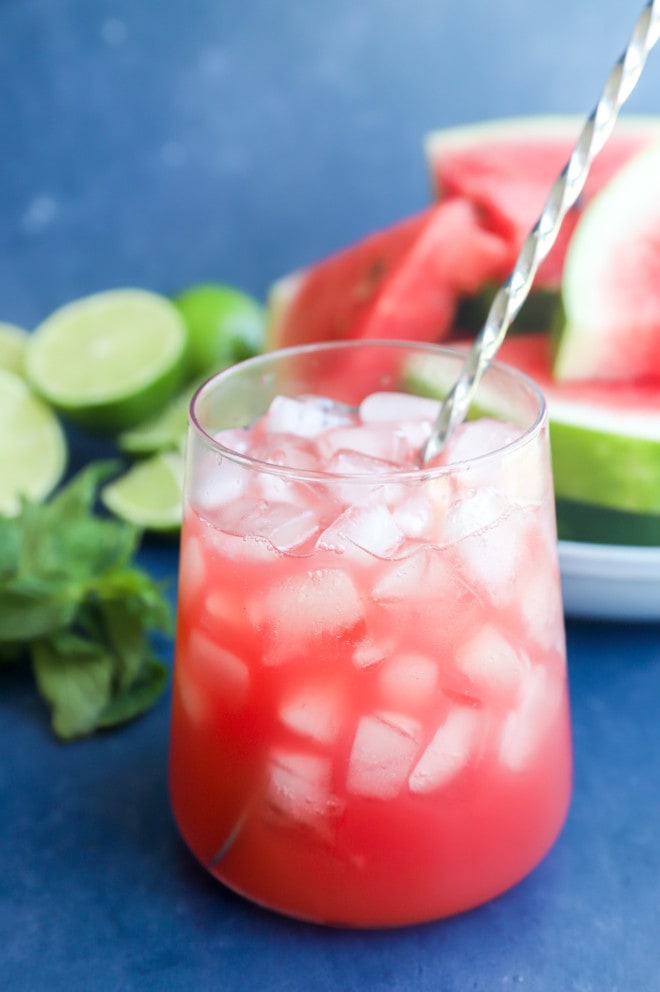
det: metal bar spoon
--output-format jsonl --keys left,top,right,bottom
{"left": 421, "top": 0, "right": 660, "bottom": 465}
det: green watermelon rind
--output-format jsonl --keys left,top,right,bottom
{"left": 548, "top": 416, "right": 660, "bottom": 514}
{"left": 555, "top": 498, "right": 660, "bottom": 547}
{"left": 554, "top": 139, "right": 660, "bottom": 381}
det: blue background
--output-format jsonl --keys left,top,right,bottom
{"left": 3, "top": 0, "right": 660, "bottom": 325}
{"left": 2, "top": 2, "right": 660, "bottom": 990}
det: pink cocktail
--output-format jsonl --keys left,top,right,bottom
{"left": 169, "top": 341, "right": 572, "bottom": 927}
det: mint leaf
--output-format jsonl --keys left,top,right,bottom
{"left": 18, "top": 462, "right": 138, "bottom": 584}
{"left": 32, "top": 632, "right": 115, "bottom": 740}
{"left": 0, "top": 514, "right": 20, "bottom": 579}
{"left": 1, "top": 462, "right": 174, "bottom": 740}
{"left": 0, "top": 576, "right": 77, "bottom": 642}
{"left": 97, "top": 656, "right": 169, "bottom": 729}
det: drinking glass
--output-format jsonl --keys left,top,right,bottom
{"left": 169, "top": 340, "right": 572, "bottom": 927}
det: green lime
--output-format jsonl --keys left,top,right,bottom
{"left": 25, "top": 289, "right": 187, "bottom": 433}
{"left": 0, "top": 322, "right": 29, "bottom": 376}
{"left": 101, "top": 450, "right": 185, "bottom": 532}
{"left": 116, "top": 368, "right": 214, "bottom": 456}
{"left": 0, "top": 368, "right": 68, "bottom": 515}
{"left": 117, "top": 385, "right": 191, "bottom": 456}
{"left": 173, "top": 283, "right": 265, "bottom": 376}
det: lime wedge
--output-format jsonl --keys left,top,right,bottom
{"left": 117, "top": 376, "right": 203, "bottom": 456}
{"left": 25, "top": 289, "right": 187, "bottom": 433}
{"left": 0, "top": 368, "right": 68, "bottom": 515}
{"left": 117, "top": 388, "right": 190, "bottom": 456}
{"left": 0, "top": 322, "right": 29, "bottom": 375}
{"left": 101, "top": 451, "right": 185, "bottom": 532}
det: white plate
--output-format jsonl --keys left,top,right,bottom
{"left": 559, "top": 540, "right": 660, "bottom": 621}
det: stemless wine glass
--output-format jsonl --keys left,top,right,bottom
{"left": 169, "top": 340, "right": 572, "bottom": 927}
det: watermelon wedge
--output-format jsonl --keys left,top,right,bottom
{"left": 267, "top": 200, "right": 511, "bottom": 350}
{"left": 425, "top": 115, "right": 660, "bottom": 288}
{"left": 497, "top": 334, "right": 660, "bottom": 536}
{"left": 554, "top": 140, "right": 660, "bottom": 383}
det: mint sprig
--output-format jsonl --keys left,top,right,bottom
{"left": 0, "top": 462, "right": 173, "bottom": 740}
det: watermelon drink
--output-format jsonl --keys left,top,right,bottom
{"left": 169, "top": 340, "right": 572, "bottom": 927}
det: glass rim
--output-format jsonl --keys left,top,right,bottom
{"left": 189, "top": 339, "right": 548, "bottom": 484}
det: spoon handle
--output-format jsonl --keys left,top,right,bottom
{"left": 422, "top": 0, "right": 660, "bottom": 464}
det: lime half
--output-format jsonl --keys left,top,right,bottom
{"left": 0, "top": 322, "right": 29, "bottom": 375}
{"left": 25, "top": 289, "right": 187, "bottom": 432}
{"left": 0, "top": 368, "right": 68, "bottom": 515}
{"left": 101, "top": 451, "right": 185, "bottom": 532}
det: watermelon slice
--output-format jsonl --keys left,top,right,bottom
{"left": 425, "top": 115, "right": 660, "bottom": 289}
{"left": 496, "top": 334, "right": 660, "bottom": 537}
{"left": 554, "top": 140, "right": 660, "bottom": 383}
{"left": 267, "top": 200, "right": 511, "bottom": 350}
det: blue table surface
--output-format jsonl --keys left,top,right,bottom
{"left": 2, "top": 1, "right": 660, "bottom": 989}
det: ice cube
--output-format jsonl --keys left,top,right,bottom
{"left": 179, "top": 630, "right": 249, "bottom": 720}
{"left": 372, "top": 544, "right": 455, "bottom": 603}
{"left": 359, "top": 391, "right": 440, "bottom": 425}
{"left": 448, "top": 500, "right": 532, "bottom": 608}
{"left": 251, "top": 432, "right": 320, "bottom": 471}
{"left": 279, "top": 680, "right": 344, "bottom": 745}
{"left": 391, "top": 491, "right": 436, "bottom": 540}
{"left": 192, "top": 448, "right": 247, "bottom": 514}
{"left": 254, "top": 469, "right": 318, "bottom": 507}
{"left": 408, "top": 706, "right": 480, "bottom": 794}
{"left": 265, "top": 394, "right": 356, "bottom": 438}
{"left": 378, "top": 652, "right": 439, "bottom": 710}
{"left": 214, "top": 497, "right": 320, "bottom": 555}
{"left": 442, "top": 418, "right": 522, "bottom": 465}
{"left": 441, "top": 487, "right": 510, "bottom": 545}
{"left": 266, "top": 749, "right": 339, "bottom": 828}
{"left": 317, "top": 498, "right": 404, "bottom": 560}
{"left": 519, "top": 554, "right": 566, "bottom": 654}
{"left": 203, "top": 588, "right": 240, "bottom": 627}
{"left": 499, "top": 666, "right": 561, "bottom": 771}
{"left": 317, "top": 424, "right": 411, "bottom": 464}
{"left": 178, "top": 535, "right": 206, "bottom": 612}
{"left": 213, "top": 427, "right": 251, "bottom": 454}
{"left": 250, "top": 502, "right": 320, "bottom": 553}
{"left": 247, "top": 567, "right": 364, "bottom": 648}
{"left": 352, "top": 633, "right": 396, "bottom": 669}
{"left": 320, "top": 450, "right": 404, "bottom": 509}
{"left": 208, "top": 527, "right": 280, "bottom": 564}
{"left": 358, "top": 391, "right": 437, "bottom": 458}
{"left": 455, "top": 625, "right": 529, "bottom": 704}
{"left": 347, "top": 711, "right": 421, "bottom": 799}
{"left": 324, "top": 448, "right": 403, "bottom": 477}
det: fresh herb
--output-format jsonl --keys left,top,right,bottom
{"left": 0, "top": 462, "right": 173, "bottom": 740}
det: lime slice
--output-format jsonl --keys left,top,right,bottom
{"left": 101, "top": 451, "right": 185, "bottom": 531}
{"left": 117, "top": 374, "right": 206, "bottom": 456}
{"left": 25, "top": 289, "right": 187, "bottom": 432}
{"left": 0, "top": 322, "right": 29, "bottom": 375}
{"left": 117, "top": 388, "right": 190, "bottom": 456}
{"left": 0, "top": 368, "right": 68, "bottom": 515}
{"left": 173, "top": 283, "right": 265, "bottom": 376}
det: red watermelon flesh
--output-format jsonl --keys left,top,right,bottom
{"left": 267, "top": 200, "right": 511, "bottom": 351}
{"left": 426, "top": 116, "right": 660, "bottom": 288}
{"left": 496, "top": 333, "right": 660, "bottom": 424}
